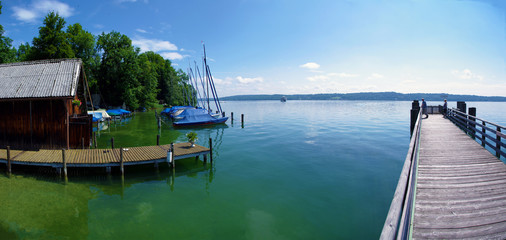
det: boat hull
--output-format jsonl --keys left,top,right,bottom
{"left": 173, "top": 117, "right": 228, "bottom": 127}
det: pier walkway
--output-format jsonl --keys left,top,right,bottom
{"left": 0, "top": 142, "right": 211, "bottom": 171}
{"left": 382, "top": 108, "right": 506, "bottom": 239}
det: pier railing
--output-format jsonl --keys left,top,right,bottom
{"left": 447, "top": 108, "right": 506, "bottom": 159}
{"left": 380, "top": 109, "right": 422, "bottom": 239}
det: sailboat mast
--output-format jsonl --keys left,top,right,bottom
{"left": 203, "top": 44, "right": 210, "bottom": 112}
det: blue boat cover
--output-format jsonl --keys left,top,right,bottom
{"left": 89, "top": 112, "right": 103, "bottom": 122}
{"left": 173, "top": 108, "right": 227, "bottom": 126}
{"left": 107, "top": 109, "right": 131, "bottom": 116}
{"left": 161, "top": 106, "right": 193, "bottom": 115}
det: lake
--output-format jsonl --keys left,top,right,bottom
{"left": 0, "top": 100, "right": 504, "bottom": 239}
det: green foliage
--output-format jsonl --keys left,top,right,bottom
{"left": 30, "top": 11, "right": 75, "bottom": 60}
{"left": 186, "top": 131, "right": 198, "bottom": 142}
{"left": 0, "top": 1, "right": 16, "bottom": 64}
{"left": 1, "top": 9, "right": 191, "bottom": 110}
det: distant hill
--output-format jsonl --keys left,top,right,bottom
{"left": 221, "top": 92, "right": 506, "bottom": 102}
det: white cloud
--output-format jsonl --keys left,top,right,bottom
{"left": 94, "top": 24, "right": 105, "bottom": 29}
{"left": 308, "top": 75, "right": 329, "bottom": 82}
{"left": 452, "top": 69, "right": 483, "bottom": 81}
{"left": 307, "top": 72, "right": 358, "bottom": 82}
{"left": 136, "top": 28, "right": 148, "bottom": 33}
{"left": 12, "top": 0, "right": 74, "bottom": 23}
{"left": 159, "top": 52, "right": 184, "bottom": 60}
{"left": 368, "top": 73, "right": 384, "bottom": 80}
{"left": 299, "top": 62, "right": 320, "bottom": 70}
{"left": 132, "top": 37, "right": 178, "bottom": 52}
{"left": 236, "top": 76, "right": 264, "bottom": 84}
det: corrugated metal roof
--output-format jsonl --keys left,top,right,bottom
{"left": 0, "top": 59, "right": 82, "bottom": 99}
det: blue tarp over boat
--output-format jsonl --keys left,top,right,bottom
{"left": 161, "top": 106, "right": 193, "bottom": 115}
{"left": 173, "top": 108, "right": 228, "bottom": 126}
{"left": 90, "top": 112, "right": 103, "bottom": 122}
{"left": 107, "top": 109, "right": 131, "bottom": 116}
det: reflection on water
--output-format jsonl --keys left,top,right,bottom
{"left": 1, "top": 101, "right": 505, "bottom": 239}
{"left": 0, "top": 157, "right": 214, "bottom": 240}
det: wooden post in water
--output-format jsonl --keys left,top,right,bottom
{"left": 158, "top": 117, "right": 161, "bottom": 129}
{"left": 209, "top": 137, "right": 213, "bottom": 163}
{"left": 170, "top": 143, "right": 175, "bottom": 168}
{"left": 496, "top": 127, "right": 501, "bottom": 158}
{"left": 93, "top": 132, "right": 97, "bottom": 148}
{"left": 410, "top": 100, "right": 420, "bottom": 137}
{"left": 111, "top": 137, "right": 114, "bottom": 149}
{"left": 469, "top": 107, "right": 476, "bottom": 139}
{"left": 157, "top": 134, "right": 160, "bottom": 145}
{"left": 6, "top": 146, "right": 11, "bottom": 174}
{"left": 120, "top": 147, "right": 124, "bottom": 176}
{"left": 62, "top": 148, "right": 67, "bottom": 181}
{"left": 241, "top": 114, "right": 244, "bottom": 123}
{"left": 231, "top": 112, "right": 234, "bottom": 122}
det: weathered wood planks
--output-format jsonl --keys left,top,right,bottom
{"left": 0, "top": 143, "right": 210, "bottom": 168}
{"left": 412, "top": 115, "right": 506, "bottom": 239}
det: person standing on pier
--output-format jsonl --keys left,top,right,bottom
{"left": 443, "top": 99, "right": 448, "bottom": 118}
{"left": 421, "top": 98, "right": 428, "bottom": 118}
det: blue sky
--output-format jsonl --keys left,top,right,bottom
{"left": 1, "top": 0, "right": 505, "bottom": 97}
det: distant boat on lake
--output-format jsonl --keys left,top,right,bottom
{"left": 281, "top": 96, "right": 287, "bottom": 102}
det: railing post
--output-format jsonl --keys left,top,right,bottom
{"left": 410, "top": 100, "right": 420, "bottom": 137}
{"left": 469, "top": 107, "right": 476, "bottom": 139}
{"left": 497, "top": 127, "right": 501, "bottom": 158}
{"left": 482, "top": 121, "right": 486, "bottom": 147}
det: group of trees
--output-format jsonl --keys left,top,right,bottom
{"left": 0, "top": 1, "right": 189, "bottom": 110}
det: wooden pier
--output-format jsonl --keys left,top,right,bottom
{"left": 0, "top": 142, "right": 211, "bottom": 173}
{"left": 382, "top": 105, "right": 506, "bottom": 239}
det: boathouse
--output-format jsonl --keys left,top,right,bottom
{"left": 0, "top": 59, "right": 92, "bottom": 150}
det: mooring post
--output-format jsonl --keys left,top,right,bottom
{"left": 111, "top": 137, "right": 114, "bottom": 149}
{"left": 62, "top": 148, "right": 67, "bottom": 181}
{"left": 231, "top": 112, "right": 234, "bottom": 122}
{"left": 209, "top": 137, "right": 213, "bottom": 163}
{"left": 93, "top": 132, "right": 97, "bottom": 148}
{"left": 120, "top": 147, "right": 124, "bottom": 176}
{"left": 170, "top": 143, "right": 175, "bottom": 168}
{"left": 157, "top": 134, "right": 160, "bottom": 146}
{"left": 410, "top": 100, "right": 420, "bottom": 137}
{"left": 158, "top": 117, "right": 161, "bottom": 129}
{"left": 6, "top": 146, "right": 11, "bottom": 174}
{"left": 496, "top": 127, "right": 501, "bottom": 158}
{"left": 469, "top": 107, "right": 476, "bottom": 139}
{"left": 241, "top": 114, "right": 244, "bottom": 123}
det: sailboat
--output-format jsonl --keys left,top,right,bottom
{"left": 173, "top": 44, "right": 228, "bottom": 127}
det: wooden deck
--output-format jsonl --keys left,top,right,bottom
{"left": 412, "top": 115, "right": 506, "bottom": 239}
{"left": 0, "top": 142, "right": 210, "bottom": 168}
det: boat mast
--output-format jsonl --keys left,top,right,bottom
{"left": 203, "top": 43, "right": 211, "bottom": 112}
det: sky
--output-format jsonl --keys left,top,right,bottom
{"left": 1, "top": 0, "right": 505, "bottom": 97}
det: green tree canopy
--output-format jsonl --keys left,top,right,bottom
{"left": 0, "top": 1, "right": 16, "bottom": 63}
{"left": 30, "top": 11, "right": 75, "bottom": 60}
{"left": 97, "top": 31, "right": 140, "bottom": 109}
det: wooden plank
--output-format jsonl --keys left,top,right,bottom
{"left": 412, "top": 115, "right": 506, "bottom": 239}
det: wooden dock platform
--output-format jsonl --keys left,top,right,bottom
{"left": 382, "top": 106, "right": 506, "bottom": 239}
{"left": 0, "top": 142, "right": 210, "bottom": 169}
{"left": 412, "top": 115, "right": 506, "bottom": 239}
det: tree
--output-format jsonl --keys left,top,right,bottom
{"left": 30, "top": 11, "right": 75, "bottom": 60}
{"left": 15, "top": 42, "right": 32, "bottom": 62}
{"left": 0, "top": 1, "right": 16, "bottom": 63}
{"left": 96, "top": 31, "right": 140, "bottom": 109}
{"left": 137, "top": 52, "right": 159, "bottom": 108}
{"left": 66, "top": 23, "right": 99, "bottom": 91}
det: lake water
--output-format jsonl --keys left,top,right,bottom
{"left": 1, "top": 100, "right": 505, "bottom": 239}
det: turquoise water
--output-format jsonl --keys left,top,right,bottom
{"left": 0, "top": 100, "right": 504, "bottom": 239}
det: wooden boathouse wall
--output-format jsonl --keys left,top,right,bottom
{"left": 0, "top": 59, "right": 92, "bottom": 150}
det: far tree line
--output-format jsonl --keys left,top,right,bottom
{"left": 0, "top": 2, "right": 190, "bottom": 110}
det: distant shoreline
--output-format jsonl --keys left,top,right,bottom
{"left": 221, "top": 92, "right": 506, "bottom": 102}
